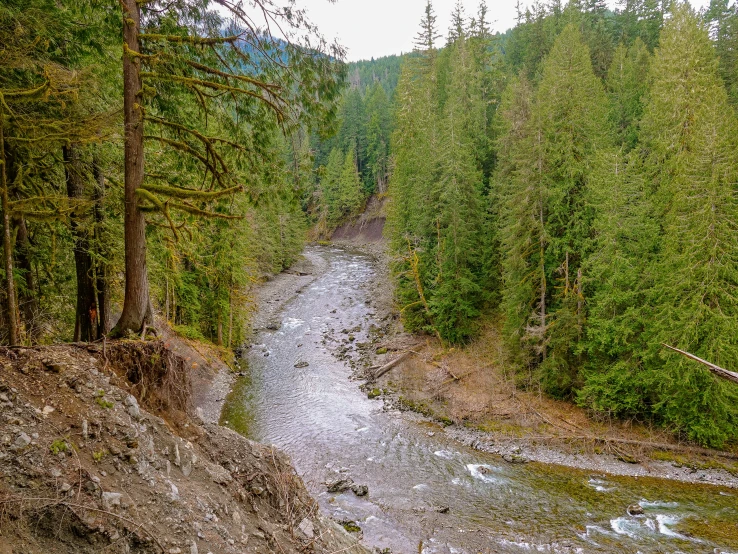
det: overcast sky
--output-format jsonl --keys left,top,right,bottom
{"left": 295, "top": 0, "right": 712, "bottom": 61}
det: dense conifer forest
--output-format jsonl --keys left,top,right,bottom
{"left": 381, "top": 0, "right": 738, "bottom": 448}
{"left": 4, "top": 0, "right": 738, "bottom": 448}
{"left": 0, "top": 0, "right": 344, "bottom": 347}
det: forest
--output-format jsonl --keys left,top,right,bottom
{"left": 0, "top": 0, "right": 344, "bottom": 348}
{"left": 384, "top": 0, "right": 738, "bottom": 448}
{"left": 4, "top": 0, "right": 738, "bottom": 449}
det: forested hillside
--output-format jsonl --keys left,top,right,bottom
{"left": 386, "top": 0, "right": 738, "bottom": 448}
{"left": 307, "top": 57, "right": 402, "bottom": 235}
{"left": 0, "top": 0, "right": 343, "bottom": 347}
{"left": 4, "top": 0, "right": 738, "bottom": 450}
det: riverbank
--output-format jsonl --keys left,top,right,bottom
{"left": 319, "top": 239, "right": 738, "bottom": 489}
{"left": 0, "top": 340, "right": 369, "bottom": 554}
{"left": 197, "top": 251, "right": 328, "bottom": 425}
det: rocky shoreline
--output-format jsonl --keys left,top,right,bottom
{"left": 319, "top": 240, "right": 738, "bottom": 490}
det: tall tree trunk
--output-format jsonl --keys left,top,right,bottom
{"left": 0, "top": 111, "right": 18, "bottom": 345}
{"left": 14, "top": 216, "right": 40, "bottom": 342}
{"left": 227, "top": 279, "right": 233, "bottom": 349}
{"left": 92, "top": 156, "right": 111, "bottom": 335}
{"left": 5, "top": 143, "right": 39, "bottom": 343}
{"left": 64, "top": 143, "right": 99, "bottom": 342}
{"left": 113, "top": 0, "right": 152, "bottom": 335}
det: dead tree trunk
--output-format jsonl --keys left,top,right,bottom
{"left": 64, "top": 144, "right": 99, "bottom": 342}
{"left": 113, "top": 0, "right": 152, "bottom": 336}
{"left": 663, "top": 344, "right": 738, "bottom": 385}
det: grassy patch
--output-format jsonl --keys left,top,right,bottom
{"left": 96, "top": 397, "right": 114, "bottom": 409}
{"left": 49, "top": 439, "right": 69, "bottom": 455}
{"left": 398, "top": 396, "right": 453, "bottom": 426}
{"left": 340, "top": 520, "right": 361, "bottom": 533}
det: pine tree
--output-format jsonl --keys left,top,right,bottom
{"left": 364, "top": 84, "right": 392, "bottom": 194}
{"left": 387, "top": 2, "right": 443, "bottom": 334}
{"left": 497, "top": 74, "right": 547, "bottom": 371}
{"left": 638, "top": 4, "right": 738, "bottom": 447}
{"left": 606, "top": 39, "right": 651, "bottom": 149}
{"left": 338, "top": 147, "right": 364, "bottom": 220}
{"left": 497, "top": 24, "right": 611, "bottom": 394}
{"left": 447, "top": 1, "right": 467, "bottom": 45}
{"left": 579, "top": 148, "right": 661, "bottom": 417}
{"left": 429, "top": 34, "right": 486, "bottom": 343}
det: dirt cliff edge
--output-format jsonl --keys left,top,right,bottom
{"left": 0, "top": 343, "right": 369, "bottom": 554}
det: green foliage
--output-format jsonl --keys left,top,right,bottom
{"left": 388, "top": 0, "right": 738, "bottom": 446}
{"left": 581, "top": 5, "right": 738, "bottom": 447}
{"left": 49, "top": 439, "right": 70, "bottom": 455}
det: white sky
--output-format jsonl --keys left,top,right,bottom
{"left": 297, "top": 0, "right": 713, "bottom": 61}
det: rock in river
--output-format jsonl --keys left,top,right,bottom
{"left": 326, "top": 477, "right": 354, "bottom": 493}
{"left": 351, "top": 484, "right": 368, "bottom": 497}
{"left": 627, "top": 504, "right": 644, "bottom": 516}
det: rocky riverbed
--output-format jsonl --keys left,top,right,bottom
{"left": 221, "top": 244, "right": 738, "bottom": 554}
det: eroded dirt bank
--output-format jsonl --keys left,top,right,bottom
{"left": 0, "top": 342, "right": 368, "bottom": 554}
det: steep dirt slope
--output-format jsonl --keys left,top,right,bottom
{"left": 0, "top": 343, "right": 369, "bottom": 554}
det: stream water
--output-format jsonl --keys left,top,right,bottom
{"left": 222, "top": 246, "right": 738, "bottom": 554}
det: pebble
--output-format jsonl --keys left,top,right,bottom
{"left": 11, "top": 432, "right": 31, "bottom": 450}
{"left": 326, "top": 477, "right": 354, "bottom": 493}
{"left": 124, "top": 395, "right": 141, "bottom": 420}
{"left": 298, "top": 518, "right": 315, "bottom": 539}
{"left": 351, "top": 484, "right": 368, "bottom": 497}
{"left": 102, "top": 492, "right": 122, "bottom": 510}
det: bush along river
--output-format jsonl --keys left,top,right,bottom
{"left": 221, "top": 246, "right": 738, "bottom": 554}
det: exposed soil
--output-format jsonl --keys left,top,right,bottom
{"left": 0, "top": 342, "right": 369, "bottom": 554}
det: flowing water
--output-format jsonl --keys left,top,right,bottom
{"left": 222, "top": 246, "right": 738, "bottom": 554}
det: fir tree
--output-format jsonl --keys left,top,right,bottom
{"left": 606, "top": 39, "right": 651, "bottom": 149}
{"left": 639, "top": 4, "right": 738, "bottom": 447}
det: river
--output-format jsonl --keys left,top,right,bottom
{"left": 222, "top": 245, "right": 738, "bottom": 554}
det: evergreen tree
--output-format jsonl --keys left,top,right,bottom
{"left": 606, "top": 39, "right": 651, "bottom": 149}
{"left": 364, "top": 84, "right": 392, "bottom": 194}
{"left": 388, "top": 1, "right": 442, "bottom": 333}
{"left": 580, "top": 149, "right": 661, "bottom": 418}
{"left": 429, "top": 34, "right": 486, "bottom": 343}
{"left": 498, "top": 25, "right": 610, "bottom": 394}
{"left": 639, "top": 4, "right": 738, "bottom": 447}
{"left": 447, "top": 1, "right": 467, "bottom": 44}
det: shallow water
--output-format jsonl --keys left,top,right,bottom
{"left": 222, "top": 246, "right": 738, "bottom": 554}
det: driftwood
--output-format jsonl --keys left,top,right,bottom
{"left": 663, "top": 344, "right": 738, "bottom": 385}
{"left": 371, "top": 351, "right": 413, "bottom": 380}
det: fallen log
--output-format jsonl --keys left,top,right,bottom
{"left": 662, "top": 344, "right": 738, "bottom": 385}
{"left": 371, "top": 351, "right": 413, "bottom": 380}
